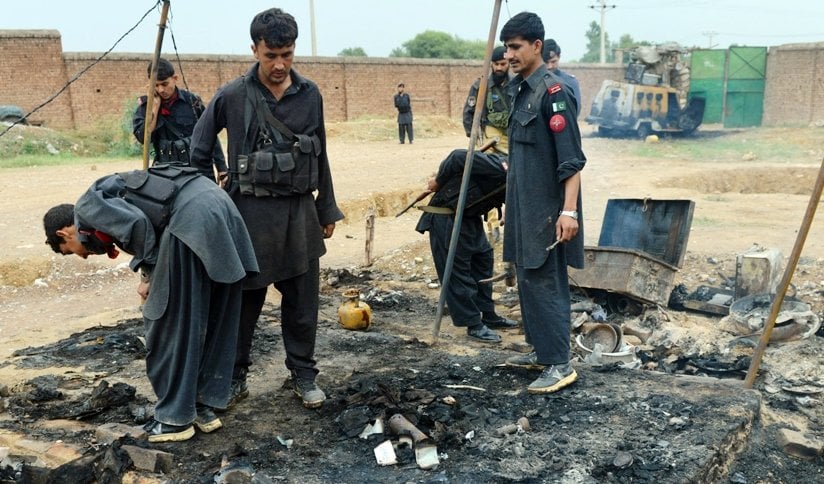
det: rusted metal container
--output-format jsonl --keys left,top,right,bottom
{"left": 569, "top": 198, "right": 695, "bottom": 307}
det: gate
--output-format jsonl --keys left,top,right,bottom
{"left": 689, "top": 47, "right": 767, "bottom": 127}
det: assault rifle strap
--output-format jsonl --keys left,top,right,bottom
{"left": 244, "top": 78, "right": 297, "bottom": 143}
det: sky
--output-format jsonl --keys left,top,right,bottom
{"left": 2, "top": 0, "right": 823, "bottom": 62}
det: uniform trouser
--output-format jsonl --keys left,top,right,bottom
{"left": 515, "top": 245, "right": 571, "bottom": 366}
{"left": 234, "top": 258, "right": 320, "bottom": 381}
{"left": 428, "top": 215, "right": 496, "bottom": 327}
{"left": 398, "top": 123, "right": 414, "bottom": 143}
{"left": 145, "top": 237, "right": 241, "bottom": 426}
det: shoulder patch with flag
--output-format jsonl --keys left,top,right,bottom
{"left": 552, "top": 101, "right": 567, "bottom": 113}
{"left": 548, "top": 83, "right": 562, "bottom": 95}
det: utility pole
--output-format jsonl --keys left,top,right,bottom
{"left": 309, "top": 0, "right": 318, "bottom": 56}
{"left": 702, "top": 31, "right": 718, "bottom": 49}
{"left": 589, "top": 0, "right": 616, "bottom": 64}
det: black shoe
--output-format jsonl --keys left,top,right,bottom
{"left": 504, "top": 351, "right": 544, "bottom": 370}
{"left": 467, "top": 324, "right": 501, "bottom": 343}
{"left": 143, "top": 418, "right": 195, "bottom": 443}
{"left": 224, "top": 378, "right": 249, "bottom": 410}
{"left": 194, "top": 405, "right": 222, "bottom": 433}
{"left": 293, "top": 377, "right": 326, "bottom": 409}
{"left": 482, "top": 316, "right": 519, "bottom": 329}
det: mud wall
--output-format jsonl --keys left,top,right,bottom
{"left": 9, "top": 29, "right": 824, "bottom": 130}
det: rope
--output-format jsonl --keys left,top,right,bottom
{"left": 0, "top": 0, "right": 162, "bottom": 139}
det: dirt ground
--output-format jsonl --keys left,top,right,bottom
{"left": 0, "top": 121, "right": 822, "bottom": 482}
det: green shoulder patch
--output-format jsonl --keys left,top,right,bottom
{"left": 552, "top": 101, "right": 567, "bottom": 113}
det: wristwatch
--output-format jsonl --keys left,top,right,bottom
{"left": 559, "top": 210, "right": 579, "bottom": 220}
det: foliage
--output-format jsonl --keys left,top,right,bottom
{"left": 579, "top": 21, "right": 651, "bottom": 64}
{"left": 338, "top": 47, "right": 368, "bottom": 57}
{"left": 580, "top": 21, "right": 609, "bottom": 63}
{"left": 390, "top": 30, "right": 486, "bottom": 59}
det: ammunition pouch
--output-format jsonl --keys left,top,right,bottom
{"left": 156, "top": 137, "right": 191, "bottom": 164}
{"left": 236, "top": 134, "right": 320, "bottom": 197}
{"left": 485, "top": 110, "right": 509, "bottom": 130}
{"left": 119, "top": 165, "right": 200, "bottom": 230}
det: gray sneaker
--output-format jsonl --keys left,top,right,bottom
{"left": 504, "top": 351, "right": 544, "bottom": 370}
{"left": 293, "top": 378, "right": 326, "bottom": 409}
{"left": 527, "top": 363, "right": 578, "bottom": 394}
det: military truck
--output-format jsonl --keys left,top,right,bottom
{"left": 586, "top": 43, "right": 705, "bottom": 138}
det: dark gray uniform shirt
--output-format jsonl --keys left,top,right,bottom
{"left": 504, "top": 64, "right": 586, "bottom": 269}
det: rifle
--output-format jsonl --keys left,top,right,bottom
{"left": 395, "top": 190, "right": 433, "bottom": 217}
{"left": 395, "top": 137, "right": 501, "bottom": 218}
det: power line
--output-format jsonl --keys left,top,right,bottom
{"left": 0, "top": 1, "right": 162, "bottom": 139}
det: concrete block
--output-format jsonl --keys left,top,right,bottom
{"left": 777, "top": 428, "right": 823, "bottom": 459}
{"left": 43, "top": 441, "right": 84, "bottom": 466}
{"left": 121, "top": 471, "right": 169, "bottom": 484}
{"left": 735, "top": 247, "right": 783, "bottom": 299}
{"left": 96, "top": 423, "right": 147, "bottom": 444}
{"left": 121, "top": 444, "right": 174, "bottom": 473}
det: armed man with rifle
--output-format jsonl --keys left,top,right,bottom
{"left": 414, "top": 140, "right": 519, "bottom": 343}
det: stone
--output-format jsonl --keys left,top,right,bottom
{"left": 96, "top": 423, "right": 146, "bottom": 445}
{"left": 121, "top": 444, "right": 174, "bottom": 473}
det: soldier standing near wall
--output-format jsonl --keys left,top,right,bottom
{"left": 394, "top": 82, "right": 414, "bottom": 144}
{"left": 462, "top": 46, "right": 512, "bottom": 153}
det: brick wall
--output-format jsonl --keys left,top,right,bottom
{"left": 7, "top": 30, "right": 819, "bottom": 130}
{"left": 763, "top": 42, "right": 824, "bottom": 126}
{"left": 0, "top": 30, "right": 74, "bottom": 129}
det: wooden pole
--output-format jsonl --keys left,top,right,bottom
{"left": 364, "top": 208, "right": 375, "bottom": 266}
{"left": 431, "top": 0, "right": 503, "bottom": 342}
{"left": 743, "top": 157, "right": 824, "bottom": 388}
{"left": 142, "top": 0, "right": 171, "bottom": 169}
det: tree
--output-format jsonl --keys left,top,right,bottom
{"left": 390, "top": 30, "right": 485, "bottom": 59}
{"left": 338, "top": 47, "right": 367, "bottom": 57}
{"left": 580, "top": 21, "right": 609, "bottom": 63}
{"left": 579, "top": 21, "right": 652, "bottom": 64}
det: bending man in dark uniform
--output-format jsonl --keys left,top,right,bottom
{"left": 416, "top": 149, "right": 518, "bottom": 343}
{"left": 499, "top": 12, "right": 586, "bottom": 394}
{"left": 43, "top": 165, "right": 258, "bottom": 442}
{"left": 133, "top": 58, "right": 224, "bottom": 171}
{"left": 189, "top": 8, "right": 344, "bottom": 409}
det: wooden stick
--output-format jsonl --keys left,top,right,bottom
{"left": 743, "top": 158, "right": 824, "bottom": 388}
{"left": 364, "top": 208, "right": 375, "bottom": 266}
{"left": 431, "top": 0, "right": 503, "bottom": 343}
{"left": 142, "top": 0, "right": 170, "bottom": 170}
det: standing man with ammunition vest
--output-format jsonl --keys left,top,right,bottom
{"left": 133, "top": 58, "right": 224, "bottom": 172}
{"left": 463, "top": 46, "right": 512, "bottom": 154}
{"left": 189, "top": 7, "right": 344, "bottom": 410}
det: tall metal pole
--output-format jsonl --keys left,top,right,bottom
{"left": 142, "top": 0, "right": 171, "bottom": 169}
{"left": 743, "top": 158, "right": 824, "bottom": 388}
{"left": 599, "top": 1, "right": 606, "bottom": 64}
{"left": 590, "top": 0, "right": 616, "bottom": 64}
{"left": 309, "top": 0, "right": 318, "bottom": 56}
{"left": 431, "top": 0, "right": 502, "bottom": 343}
